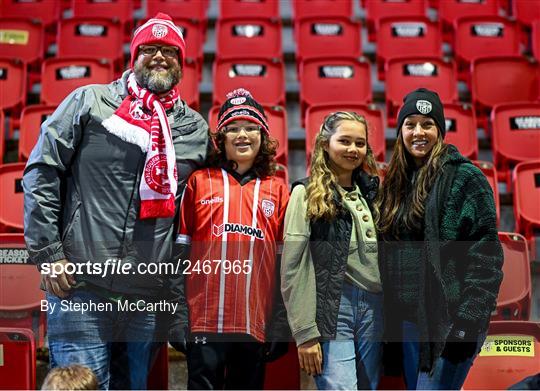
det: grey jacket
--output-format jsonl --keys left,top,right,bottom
{"left": 23, "top": 70, "right": 208, "bottom": 296}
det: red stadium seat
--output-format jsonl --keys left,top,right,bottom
{"left": 0, "top": 0, "right": 60, "bottom": 28}
{"left": 385, "top": 57, "right": 458, "bottom": 127}
{"left": 0, "top": 233, "right": 46, "bottom": 346}
{"left": 532, "top": 20, "right": 540, "bottom": 62}
{"left": 439, "top": 0, "right": 499, "bottom": 42}
{"left": 275, "top": 163, "right": 289, "bottom": 185}
{"left": 471, "top": 56, "right": 540, "bottom": 129}
{"left": 454, "top": 16, "right": 520, "bottom": 81}
{"left": 305, "top": 103, "right": 385, "bottom": 164}
{"left": 0, "top": 110, "right": 4, "bottom": 162}
{"left": 513, "top": 160, "right": 540, "bottom": 243}
{"left": 376, "top": 16, "right": 441, "bottom": 81}
{"left": 57, "top": 18, "right": 124, "bottom": 72}
{"left": 147, "top": 345, "right": 169, "bottom": 389}
{"left": 0, "top": 18, "right": 44, "bottom": 66}
{"left": 463, "top": 321, "right": 540, "bottom": 390}
{"left": 208, "top": 105, "right": 289, "bottom": 166}
{"left": 293, "top": 0, "right": 353, "bottom": 20}
{"left": 299, "top": 57, "right": 372, "bottom": 124}
{"left": 364, "top": 0, "right": 427, "bottom": 42}
{"left": 18, "top": 105, "right": 55, "bottom": 161}
{"left": 0, "top": 328, "right": 36, "bottom": 390}
{"left": 491, "top": 102, "right": 540, "bottom": 183}
{"left": 295, "top": 16, "right": 361, "bottom": 64}
{"left": 147, "top": 0, "right": 208, "bottom": 22}
{"left": 472, "top": 161, "right": 500, "bottom": 226}
{"left": 220, "top": 0, "right": 279, "bottom": 19}
{"left": 512, "top": 0, "right": 540, "bottom": 29}
{"left": 177, "top": 59, "right": 200, "bottom": 111}
{"left": 216, "top": 17, "right": 282, "bottom": 60}
{"left": 444, "top": 103, "right": 478, "bottom": 160}
{"left": 41, "top": 57, "right": 113, "bottom": 106}
{"left": 264, "top": 343, "right": 300, "bottom": 389}
{"left": 71, "top": 0, "right": 133, "bottom": 33}
{"left": 0, "top": 58, "right": 26, "bottom": 112}
{"left": 493, "top": 232, "right": 531, "bottom": 321}
{"left": 0, "top": 163, "right": 25, "bottom": 232}
{"left": 212, "top": 58, "right": 285, "bottom": 106}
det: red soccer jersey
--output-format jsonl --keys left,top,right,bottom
{"left": 177, "top": 167, "right": 289, "bottom": 342}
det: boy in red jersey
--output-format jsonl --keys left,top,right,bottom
{"left": 171, "top": 89, "right": 290, "bottom": 389}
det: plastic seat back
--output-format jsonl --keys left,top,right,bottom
{"left": 299, "top": 57, "right": 372, "bottom": 122}
{"left": 305, "top": 103, "right": 385, "bottom": 164}
{"left": 177, "top": 60, "right": 200, "bottom": 111}
{"left": 471, "top": 56, "right": 540, "bottom": 121}
{"left": 293, "top": 0, "right": 353, "bottom": 20}
{"left": 212, "top": 58, "right": 285, "bottom": 107}
{"left": 463, "top": 321, "right": 540, "bottom": 390}
{"left": 385, "top": 56, "right": 457, "bottom": 126}
{"left": 454, "top": 16, "right": 520, "bottom": 73}
{"left": 376, "top": 16, "right": 441, "bottom": 80}
{"left": 72, "top": 0, "right": 132, "bottom": 26}
{"left": 57, "top": 18, "right": 124, "bottom": 65}
{"left": 513, "top": 0, "right": 540, "bottom": 28}
{"left": 0, "top": 164, "right": 25, "bottom": 232}
{"left": 472, "top": 161, "right": 500, "bottom": 225}
{"left": 216, "top": 17, "right": 282, "bottom": 60}
{"left": 0, "top": 18, "right": 44, "bottom": 65}
{"left": 296, "top": 16, "right": 361, "bottom": 63}
{"left": 220, "top": 0, "right": 279, "bottom": 19}
{"left": 41, "top": 57, "right": 113, "bottom": 106}
{"left": 147, "top": 0, "right": 208, "bottom": 21}
{"left": 491, "top": 102, "right": 540, "bottom": 182}
{"left": 364, "top": 0, "right": 426, "bottom": 41}
{"left": 18, "top": 104, "right": 56, "bottom": 161}
{"left": 0, "top": 0, "right": 60, "bottom": 27}
{"left": 444, "top": 103, "right": 478, "bottom": 160}
{"left": 493, "top": 232, "right": 532, "bottom": 321}
{"left": 513, "top": 160, "right": 540, "bottom": 240}
{"left": 439, "top": 0, "right": 499, "bottom": 37}
{"left": 0, "top": 59, "right": 26, "bottom": 111}
{"left": 0, "top": 328, "right": 36, "bottom": 390}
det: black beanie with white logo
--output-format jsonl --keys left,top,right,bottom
{"left": 217, "top": 88, "right": 269, "bottom": 134}
{"left": 396, "top": 88, "right": 446, "bottom": 138}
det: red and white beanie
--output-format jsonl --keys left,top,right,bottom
{"left": 130, "top": 12, "right": 185, "bottom": 68}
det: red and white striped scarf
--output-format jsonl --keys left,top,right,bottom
{"left": 102, "top": 72, "right": 179, "bottom": 219}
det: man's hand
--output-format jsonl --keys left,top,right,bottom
{"left": 41, "top": 259, "right": 76, "bottom": 298}
{"left": 297, "top": 339, "right": 322, "bottom": 376}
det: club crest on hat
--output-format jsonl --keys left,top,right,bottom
{"left": 262, "top": 199, "right": 275, "bottom": 218}
{"left": 152, "top": 24, "right": 168, "bottom": 38}
{"left": 230, "top": 97, "right": 247, "bottom": 105}
{"left": 416, "top": 100, "right": 432, "bottom": 114}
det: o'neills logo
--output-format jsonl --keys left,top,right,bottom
{"left": 416, "top": 100, "right": 432, "bottom": 115}
{"left": 213, "top": 223, "right": 264, "bottom": 239}
{"left": 152, "top": 24, "right": 168, "bottom": 38}
{"left": 200, "top": 196, "right": 223, "bottom": 205}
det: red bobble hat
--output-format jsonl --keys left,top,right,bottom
{"left": 130, "top": 12, "right": 186, "bottom": 68}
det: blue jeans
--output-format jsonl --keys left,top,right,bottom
{"left": 315, "top": 283, "right": 383, "bottom": 390}
{"left": 46, "top": 290, "right": 161, "bottom": 390}
{"left": 401, "top": 321, "right": 486, "bottom": 390}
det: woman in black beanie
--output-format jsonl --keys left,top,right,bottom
{"left": 376, "top": 88, "right": 503, "bottom": 389}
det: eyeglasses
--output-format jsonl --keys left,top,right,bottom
{"left": 139, "top": 45, "right": 179, "bottom": 58}
{"left": 223, "top": 125, "right": 262, "bottom": 134}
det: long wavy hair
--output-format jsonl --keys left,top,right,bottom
{"left": 306, "top": 111, "right": 379, "bottom": 220}
{"left": 376, "top": 127, "right": 448, "bottom": 236}
{"left": 207, "top": 127, "right": 278, "bottom": 178}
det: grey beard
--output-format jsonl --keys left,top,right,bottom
{"left": 134, "top": 65, "right": 180, "bottom": 94}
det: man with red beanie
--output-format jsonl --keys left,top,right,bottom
{"left": 23, "top": 13, "right": 208, "bottom": 389}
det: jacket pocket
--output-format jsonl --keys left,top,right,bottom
{"left": 172, "top": 120, "right": 199, "bottom": 136}
{"left": 61, "top": 200, "right": 82, "bottom": 244}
